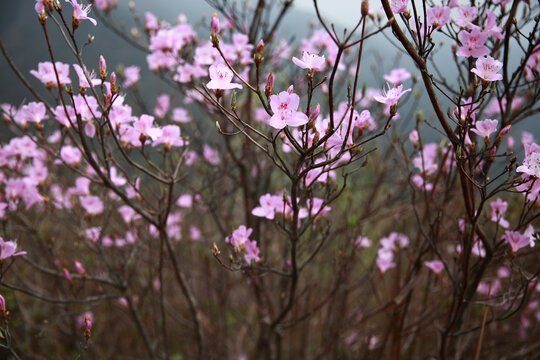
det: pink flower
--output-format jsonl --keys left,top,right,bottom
{"left": 354, "top": 109, "right": 376, "bottom": 131}
{"left": 232, "top": 33, "right": 254, "bottom": 65}
{"left": 79, "top": 195, "right": 104, "bottom": 215}
{"left": 94, "top": 0, "right": 117, "bottom": 11}
{"left": 453, "top": 97, "right": 478, "bottom": 123}
{"left": 390, "top": 0, "right": 409, "bottom": 13}
{"left": 133, "top": 114, "right": 162, "bottom": 142}
{"left": 524, "top": 224, "right": 536, "bottom": 247}
{"left": 524, "top": 45, "right": 540, "bottom": 81}
{"left": 516, "top": 142, "right": 540, "bottom": 178}
{"left": 498, "top": 266, "right": 511, "bottom": 278}
{"left": 424, "top": 260, "right": 444, "bottom": 274}
{"left": 522, "top": 131, "right": 535, "bottom": 146}
{"left": 147, "top": 51, "right": 177, "bottom": 72}
{"left": 0, "top": 237, "right": 27, "bottom": 260}
{"left": 85, "top": 227, "right": 101, "bottom": 242}
{"left": 154, "top": 94, "right": 170, "bottom": 118}
{"left": 455, "top": 5, "right": 479, "bottom": 30}
{"left": 144, "top": 12, "right": 159, "bottom": 32}
{"left": 503, "top": 230, "right": 531, "bottom": 253}
{"left": 267, "top": 90, "right": 309, "bottom": 129}
{"left": 412, "top": 143, "right": 438, "bottom": 175}
{"left": 412, "top": 174, "right": 433, "bottom": 191}
{"left": 515, "top": 176, "right": 540, "bottom": 203}
{"left": 383, "top": 68, "right": 411, "bottom": 85}
{"left": 471, "top": 56, "right": 503, "bottom": 81}
{"left": 490, "top": 198, "right": 509, "bottom": 228}
{"left": 123, "top": 66, "right": 140, "bottom": 87}
{"left": 292, "top": 52, "right": 326, "bottom": 71}
{"left": 118, "top": 205, "right": 138, "bottom": 224}
{"left": 376, "top": 248, "right": 395, "bottom": 273}
{"left": 109, "top": 166, "right": 126, "bottom": 186}
{"left": 176, "top": 194, "right": 193, "bottom": 208}
{"left": 67, "top": 0, "right": 97, "bottom": 26}
{"left": 72, "top": 64, "right": 100, "bottom": 88}
{"left": 152, "top": 125, "right": 184, "bottom": 149}
{"left": 483, "top": 10, "right": 504, "bottom": 40}
{"left": 190, "top": 226, "right": 202, "bottom": 241}
{"left": 30, "top": 61, "right": 71, "bottom": 87}
{"left": 307, "top": 198, "right": 331, "bottom": 218}
{"left": 355, "top": 236, "right": 371, "bottom": 248}
{"left": 202, "top": 144, "right": 221, "bottom": 165}
{"left": 427, "top": 6, "right": 451, "bottom": 30}
{"left": 206, "top": 63, "right": 242, "bottom": 90}
{"left": 60, "top": 145, "right": 83, "bottom": 166}
{"left": 172, "top": 107, "right": 191, "bottom": 123}
{"left": 244, "top": 240, "right": 261, "bottom": 264}
{"left": 456, "top": 29, "right": 489, "bottom": 58}
{"left": 471, "top": 119, "right": 498, "bottom": 139}
{"left": 225, "top": 225, "right": 252, "bottom": 248}
{"left": 19, "top": 102, "right": 49, "bottom": 125}
{"left": 373, "top": 84, "right": 411, "bottom": 107}
{"left": 194, "top": 42, "right": 218, "bottom": 66}
{"left": 252, "top": 193, "right": 283, "bottom": 220}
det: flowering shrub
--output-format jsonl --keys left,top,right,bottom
{"left": 0, "top": 0, "right": 539, "bottom": 358}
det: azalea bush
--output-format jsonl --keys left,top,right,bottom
{"left": 0, "top": 0, "right": 539, "bottom": 358}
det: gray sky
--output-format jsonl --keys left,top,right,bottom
{"left": 294, "top": 0, "right": 365, "bottom": 28}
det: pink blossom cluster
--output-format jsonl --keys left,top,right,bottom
{"left": 411, "top": 143, "right": 446, "bottom": 191}
{"left": 375, "top": 232, "right": 409, "bottom": 273}
{"left": 144, "top": 12, "right": 254, "bottom": 95}
{"left": 225, "top": 226, "right": 260, "bottom": 264}
{"left": 251, "top": 193, "right": 331, "bottom": 223}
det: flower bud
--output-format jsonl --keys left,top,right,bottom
{"left": 211, "top": 12, "right": 220, "bottom": 35}
{"left": 312, "top": 131, "right": 320, "bottom": 146}
{"left": 256, "top": 39, "right": 264, "bottom": 55}
{"left": 310, "top": 104, "right": 320, "bottom": 121}
{"left": 38, "top": 10, "right": 47, "bottom": 25}
{"left": 409, "top": 129, "right": 419, "bottom": 147}
{"left": 499, "top": 124, "right": 511, "bottom": 137}
{"left": 84, "top": 315, "right": 92, "bottom": 339}
{"left": 361, "top": 0, "right": 369, "bottom": 17}
{"left": 488, "top": 146, "right": 497, "bottom": 162}
{"left": 63, "top": 267, "right": 72, "bottom": 283}
{"left": 74, "top": 261, "right": 86, "bottom": 277}
{"left": 99, "top": 55, "right": 107, "bottom": 80}
{"left": 287, "top": 85, "right": 294, "bottom": 94}
{"left": 264, "top": 72, "right": 274, "bottom": 97}
{"left": 110, "top": 72, "right": 117, "bottom": 94}
{"left": 72, "top": 17, "right": 80, "bottom": 31}
{"left": 496, "top": 124, "right": 512, "bottom": 146}
{"left": 254, "top": 40, "right": 265, "bottom": 64}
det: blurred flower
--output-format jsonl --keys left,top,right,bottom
{"left": 206, "top": 64, "right": 242, "bottom": 90}
{"left": 0, "top": 237, "right": 27, "bottom": 260}
{"left": 292, "top": 51, "right": 326, "bottom": 71}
